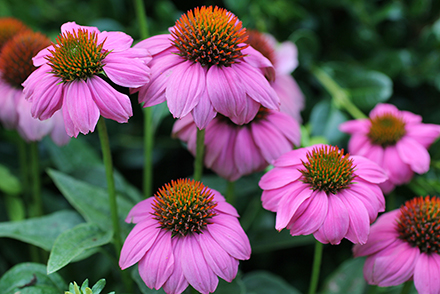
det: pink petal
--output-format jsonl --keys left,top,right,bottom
{"left": 351, "top": 155, "right": 388, "bottom": 184}
{"left": 400, "top": 109, "right": 422, "bottom": 124}
{"left": 87, "top": 76, "right": 133, "bottom": 123}
{"left": 30, "top": 75, "right": 64, "bottom": 120}
{"left": 207, "top": 215, "right": 251, "bottom": 260}
{"left": 64, "top": 80, "right": 100, "bottom": 135}
{"left": 119, "top": 217, "right": 161, "bottom": 269}
{"left": 356, "top": 142, "right": 384, "bottom": 167}
{"left": 261, "top": 187, "right": 290, "bottom": 212}
{"left": 259, "top": 166, "right": 302, "bottom": 190}
{"left": 265, "top": 111, "right": 301, "bottom": 147}
{"left": 104, "top": 53, "right": 151, "bottom": 88}
{"left": 382, "top": 145, "right": 413, "bottom": 185}
{"left": 32, "top": 45, "right": 53, "bottom": 67}
{"left": 273, "top": 75, "right": 304, "bottom": 122}
{"left": 226, "top": 95, "right": 260, "bottom": 126}
{"left": 276, "top": 183, "right": 313, "bottom": 230}
{"left": 138, "top": 230, "right": 174, "bottom": 290}
{"left": 98, "top": 31, "right": 133, "bottom": 51}
{"left": 234, "top": 127, "right": 266, "bottom": 176}
{"left": 406, "top": 124, "right": 440, "bottom": 149}
{"left": 163, "top": 238, "right": 189, "bottom": 294}
{"left": 191, "top": 91, "right": 217, "bottom": 130}
{"left": 61, "top": 22, "right": 99, "bottom": 34}
{"left": 414, "top": 253, "right": 440, "bottom": 294}
{"left": 231, "top": 62, "right": 279, "bottom": 110}
{"left": 397, "top": 137, "right": 431, "bottom": 174}
{"left": 348, "top": 180, "right": 385, "bottom": 222}
{"left": 204, "top": 120, "right": 233, "bottom": 167}
{"left": 62, "top": 104, "right": 78, "bottom": 138}
{"left": 339, "top": 119, "right": 370, "bottom": 135}
{"left": 287, "top": 190, "right": 328, "bottom": 236}
{"left": 313, "top": 193, "right": 349, "bottom": 245}
{"left": 198, "top": 231, "right": 239, "bottom": 282}
{"left": 347, "top": 134, "right": 370, "bottom": 155}
{"left": 370, "top": 103, "right": 399, "bottom": 118}
{"left": 275, "top": 41, "right": 299, "bottom": 75}
{"left": 134, "top": 34, "right": 173, "bottom": 56}
{"left": 180, "top": 235, "right": 218, "bottom": 294}
{"left": 17, "top": 96, "right": 53, "bottom": 141}
{"left": 125, "top": 197, "right": 155, "bottom": 224}
{"left": 166, "top": 62, "right": 206, "bottom": 118}
{"left": 22, "top": 64, "right": 52, "bottom": 98}
{"left": 241, "top": 45, "right": 275, "bottom": 81}
{"left": 273, "top": 145, "right": 323, "bottom": 167}
{"left": 338, "top": 189, "right": 370, "bottom": 245}
{"left": 49, "top": 111, "right": 70, "bottom": 146}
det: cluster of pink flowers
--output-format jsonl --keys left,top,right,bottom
{"left": 4, "top": 3, "right": 440, "bottom": 294}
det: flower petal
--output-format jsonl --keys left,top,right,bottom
{"left": 134, "top": 34, "right": 173, "bottom": 56}
{"left": 397, "top": 136, "right": 431, "bottom": 174}
{"left": 406, "top": 123, "right": 440, "bottom": 149}
{"left": 104, "top": 53, "right": 151, "bottom": 88}
{"left": 414, "top": 253, "right": 440, "bottom": 294}
{"left": 352, "top": 155, "right": 388, "bottom": 184}
{"left": 163, "top": 238, "right": 189, "bottom": 294}
{"left": 276, "top": 183, "right": 313, "bottom": 231}
{"left": 259, "top": 166, "right": 302, "bottom": 190}
{"left": 234, "top": 127, "right": 266, "bottom": 176}
{"left": 126, "top": 197, "right": 155, "bottom": 224}
{"left": 191, "top": 91, "right": 217, "bottom": 130}
{"left": 98, "top": 31, "right": 133, "bottom": 51}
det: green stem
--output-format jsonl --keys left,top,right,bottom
{"left": 133, "top": 0, "right": 149, "bottom": 39}
{"left": 193, "top": 128, "right": 205, "bottom": 182}
{"left": 311, "top": 66, "right": 367, "bottom": 120}
{"left": 399, "top": 281, "right": 413, "bottom": 294}
{"left": 366, "top": 285, "right": 378, "bottom": 294}
{"left": 308, "top": 240, "right": 324, "bottom": 294}
{"left": 143, "top": 107, "right": 154, "bottom": 198}
{"left": 226, "top": 181, "right": 235, "bottom": 205}
{"left": 29, "top": 142, "right": 42, "bottom": 217}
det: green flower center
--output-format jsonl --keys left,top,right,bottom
{"left": 397, "top": 196, "right": 440, "bottom": 254}
{"left": 46, "top": 28, "right": 109, "bottom": 83}
{"left": 367, "top": 113, "right": 406, "bottom": 147}
{"left": 300, "top": 145, "right": 356, "bottom": 194}
{"left": 0, "top": 31, "right": 50, "bottom": 88}
{"left": 152, "top": 179, "right": 217, "bottom": 237}
{"left": 171, "top": 6, "right": 248, "bottom": 67}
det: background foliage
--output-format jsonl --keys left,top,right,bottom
{"left": 0, "top": 0, "right": 439, "bottom": 293}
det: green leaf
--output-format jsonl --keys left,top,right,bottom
{"left": 215, "top": 276, "right": 246, "bottom": 294}
{"left": 0, "top": 163, "right": 21, "bottom": 195}
{"left": 4, "top": 194, "right": 25, "bottom": 221}
{"left": 243, "top": 271, "right": 302, "bottom": 294}
{"left": 131, "top": 266, "right": 166, "bottom": 294}
{"left": 0, "top": 262, "right": 65, "bottom": 294}
{"left": 0, "top": 210, "right": 83, "bottom": 250}
{"left": 47, "top": 223, "right": 112, "bottom": 274}
{"left": 321, "top": 62, "right": 393, "bottom": 111}
{"left": 321, "top": 257, "right": 366, "bottom": 294}
{"left": 47, "top": 169, "right": 134, "bottom": 235}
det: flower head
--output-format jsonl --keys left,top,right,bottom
{"left": 134, "top": 6, "right": 279, "bottom": 129}
{"left": 259, "top": 144, "right": 387, "bottom": 245}
{"left": 0, "top": 30, "right": 69, "bottom": 144}
{"left": 22, "top": 22, "right": 151, "bottom": 137}
{"left": 0, "top": 17, "right": 30, "bottom": 50}
{"left": 340, "top": 103, "right": 440, "bottom": 194}
{"left": 119, "top": 179, "right": 251, "bottom": 294}
{"left": 353, "top": 196, "right": 440, "bottom": 294}
{"left": 245, "top": 30, "right": 304, "bottom": 122}
{"left": 172, "top": 106, "right": 301, "bottom": 181}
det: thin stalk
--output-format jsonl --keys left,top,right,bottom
{"left": 133, "top": 0, "right": 149, "bottom": 39}
{"left": 226, "top": 181, "right": 235, "bottom": 205}
{"left": 308, "top": 240, "right": 324, "bottom": 294}
{"left": 311, "top": 66, "right": 367, "bottom": 120}
{"left": 193, "top": 128, "right": 205, "bottom": 182}
{"left": 399, "top": 281, "right": 413, "bottom": 294}
{"left": 29, "top": 142, "right": 42, "bottom": 217}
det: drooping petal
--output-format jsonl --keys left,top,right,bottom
{"left": 163, "top": 238, "right": 189, "bottom": 294}
{"left": 397, "top": 136, "right": 431, "bottom": 174}
{"left": 134, "top": 34, "right": 173, "bottom": 56}
{"left": 348, "top": 180, "right": 385, "bottom": 222}
{"left": 119, "top": 217, "right": 161, "bottom": 269}
{"left": 347, "top": 134, "right": 370, "bottom": 155}
{"left": 234, "top": 126, "right": 266, "bottom": 176}
{"left": 62, "top": 103, "right": 79, "bottom": 138}
{"left": 198, "top": 231, "right": 239, "bottom": 282}
{"left": 32, "top": 45, "right": 54, "bottom": 67}
{"left": 98, "top": 31, "right": 133, "bottom": 51}
{"left": 406, "top": 123, "right": 440, "bottom": 149}
{"left": 258, "top": 166, "right": 302, "bottom": 190}
{"left": 104, "top": 53, "right": 151, "bottom": 88}
{"left": 313, "top": 193, "right": 349, "bottom": 245}
{"left": 274, "top": 41, "right": 299, "bottom": 75}
{"left": 87, "top": 76, "right": 132, "bottom": 123}
{"left": 191, "top": 91, "right": 217, "bottom": 130}
{"left": 339, "top": 119, "right": 370, "bottom": 135}
{"left": 351, "top": 155, "right": 388, "bottom": 184}
{"left": 180, "top": 235, "right": 218, "bottom": 294}
{"left": 273, "top": 145, "right": 321, "bottom": 167}
{"left": 125, "top": 197, "right": 155, "bottom": 224}
{"left": 261, "top": 187, "right": 290, "bottom": 212}
{"left": 382, "top": 145, "right": 413, "bottom": 185}
{"left": 138, "top": 230, "right": 174, "bottom": 290}
{"left": 64, "top": 80, "right": 100, "bottom": 135}
{"left": 61, "top": 22, "right": 99, "bottom": 34}
{"left": 369, "top": 103, "right": 399, "bottom": 118}
{"left": 166, "top": 62, "right": 206, "bottom": 119}
{"left": 414, "top": 253, "right": 440, "bottom": 294}
{"left": 273, "top": 74, "right": 304, "bottom": 122}
{"left": 265, "top": 111, "right": 301, "bottom": 147}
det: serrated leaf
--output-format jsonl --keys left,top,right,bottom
{"left": 0, "top": 262, "right": 65, "bottom": 294}
{"left": 0, "top": 210, "right": 83, "bottom": 250}
{"left": 47, "top": 223, "right": 112, "bottom": 274}
{"left": 243, "top": 271, "right": 302, "bottom": 294}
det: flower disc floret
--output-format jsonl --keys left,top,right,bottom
{"left": 367, "top": 112, "right": 406, "bottom": 147}
{"left": 300, "top": 145, "right": 356, "bottom": 194}
{"left": 0, "top": 17, "right": 30, "bottom": 49}
{"left": 46, "top": 28, "right": 109, "bottom": 82}
{"left": 152, "top": 179, "right": 217, "bottom": 237}
{"left": 171, "top": 6, "right": 249, "bottom": 67}
{"left": 397, "top": 196, "right": 440, "bottom": 254}
{"left": 0, "top": 31, "right": 50, "bottom": 88}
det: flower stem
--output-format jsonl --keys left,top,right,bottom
{"left": 226, "top": 181, "right": 235, "bottom": 205}
{"left": 400, "top": 281, "right": 413, "bottom": 294}
{"left": 97, "top": 117, "right": 122, "bottom": 254}
{"left": 311, "top": 66, "right": 367, "bottom": 120}
{"left": 308, "top": 240, "right": 323, "bottom": 294}
{"left": 193, "top": 128, "right": 205, "bottom": 182}
{"left": 133, "top": 0, "right": 149, "bottom": 39}
{"left": 29, "top": 142, "right": 42, "bottom": 217}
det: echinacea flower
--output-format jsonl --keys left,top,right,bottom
{"left": 353, "top": 196, "right": 440, "bottom": 294}
{"left": 259, "top": 144, "right": 387, "bottom": 245}
{"left": 133, "top": 6, "right": 279, "bottom": 129}
{"left": 340, "top": 103, "right": 440, "bottom": 194}
{"left": 0, "top": 17, "right": 30, "bottom": 50}
{"left": 22, "top": 22, "right": 151, "bottom": 137}
{"left": 245, "top": 30, "right": 304, "bottom": 122}
{"left": 172, "top": 106, "right": 301, "bottom": 181}
{"left": 119, "top": 179, "right": 251, "bottom": 294}
{"left": 0, "top": 30, "right": 69, "bottom": 145}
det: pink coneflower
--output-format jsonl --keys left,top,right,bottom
{"left": 119, "top": 179, "right": 251, "bottom": 294}
{"left": 0, "top": 30, "right": 69, "bottom": 145}
{"left": 340, "top": 103, "right": 440, "bottom": 194}
{"left": 172, "top": 106, "right": 301, "bottom": 181}
{"left": 0, "top": 17, "right": 30, "bottom": 50}
{"left": 353, "top": 196, "right": 440, "bottom": 294}
{"left": 133, "top": 6, "right": 279, "bottom": 129}
{"left": 245, "top": 30, "right": 304, "bottom": 122}
{"left": 22, "top": 22, "right": 151, "bottom": 137}
{"left": 259, "top": 144, "right": 387, "bottom": 245}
